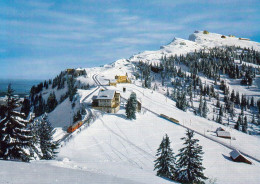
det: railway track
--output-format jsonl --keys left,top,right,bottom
{"left": 93, "top": 74, "right": 260, "bottom": 163}
{"left": 58, "top": 74, "right": 100, "bottom": 144}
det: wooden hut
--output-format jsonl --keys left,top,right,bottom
{"left": 216, "top": 131, "right": 231, "bottom": 139}
{"left": 239, "top": 37, "right": 250, "bottom": 41}
{"left": 221, "top": 35, "right": 226, "bottom": 38}
{"left": 203, "top": 30, "right": 209, "bottom": 34}
{"left": 230, "top": 150, "right": 252, "bottom": 164}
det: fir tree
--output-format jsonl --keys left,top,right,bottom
{"left": 235, "top": 116, "right": 242, "bottom": 130}
{"left": 21, "top": 98, "right": 31, "bottom": 117}
{"left": 46, "top": 92, "right": 58, "bottom": 113}
{"left": 242, "top": 116, "right": 248, "bottom": 133}
{"left": 198, "top": 96, "right": 203, "bottom": 116}
{"left": 125, "top": 92, "right": 137, "bottom": 120}
{"left": 176, "top": 130, "right": 207, "bottom": 183}
{"left": 252, "top": 114, "right": 255, "bottom": 124}
{"left": 202, "top": 98, "right": 208, "bottom": 118}
{"left": 154, "top": 134, "right": 176, "bottom": 180}
{"left": 67, "top": 76, "right": 77, "bottom": 102}
{"left": 28, "top": 117, "right": 42, "bottom": 160}
{"left": 38, "top": 113, "right": 59, "bottom": 160}
{"left": 0, "top": 84, "right": 33, "bottom": 162}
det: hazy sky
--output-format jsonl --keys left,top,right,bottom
{"left": 0, "top": 0, "right": 259, "bottom": 80}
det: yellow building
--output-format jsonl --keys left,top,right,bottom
{"left": 115, "top": 73, "right": 131, "bottom": 83}
{"left": 203, "top": 30, "right": 209, "bottom": 34}
{"left": 229, "top": 35, "right": 235, "bottom": 37}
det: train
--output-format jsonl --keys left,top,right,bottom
{"left": 160, "top": 114, "right": 179, "bottom": 124}
{"left": 67, "top": 121, "right": 83, "bottom": 133}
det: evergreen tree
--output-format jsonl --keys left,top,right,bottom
{"left": 154, "top": 134, "right": 176, "bottom": 180}
{"left": 0, "top": 84, "right": 33, "bottom": 162}
{"left": 198, "top": 96, "right": 203, "bottom": 116}
{"left": 257, "top": 99, "right": 260, "bottom": 114}
{"left": 21, "top": 98, "right": 31, "bottom": 117}
{"left": 235, "top": 116, "right": 242, "bottom": 130}
{"left": 242, "top": 116, "right": 248, "bottom": 133}
{"left": 176, "top": 90, "right": 188, "bottom": 111}
{"left": 230, "top": 89, "right": 235, "bottom": 102}
{"left": 202, "top": 98, "right": 208, "bottom": 118}
{"left": 38, "top": 113, "right": 59, "bottom": 160}
{"left": 28, "top": 117, "right": 42, "bottom": 160}
{"left": 125, "top": 92, "right": 137, "bottom": 120}
{"left": 67, "top": 76, "right": 77, "bottom": 101}
{"left": 46, "top": 92, "right": 58, "bottom": 113}
{"left": 176, "top": 130, "right": 207, "bottom": 183}
{"left": 252, "top": 114, "right": 255, "bottom": 124}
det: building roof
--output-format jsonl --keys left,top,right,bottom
{"left": 216, "top": 127, "right": 225, "bottom": 132}
{"left": 110, "top": 79, "right": 117, "bottom": 83}
{"left": 217, "top": 131, "right": 231, "bottom": 138}
{"left": 230, "top": 150, "right": 240, "bottom": 159}
{"left": 96, "top": 90, "right": 116, "bottom": 100}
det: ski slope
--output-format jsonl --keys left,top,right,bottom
{"left": 2, "top": 31, "right": 260, "bottom": 184}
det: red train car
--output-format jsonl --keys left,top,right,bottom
{"left": 67, "top": 121, "right": 83, "bottom": 133}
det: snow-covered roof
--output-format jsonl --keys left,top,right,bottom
{"left": 230, "top": 149, "right": 241, "bottom": 159}
{"left": 217, "top": 131, "right": 231, "bottom": 138}
{"left": 216, "top": 127, "right": 225, "bottom": 132}
{"left": 110, "top": 79, "right": 117, "bottom": 83}
{"left": 96, "top": 90, "right": 116, "bottom": 100}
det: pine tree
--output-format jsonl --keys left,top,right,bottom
{"left": 154, "top": 134, "right": 176, "bottom": 180}
{"left": 242, "top": 116, "right": 248, "bottom": 133}
{"left": 0, "top": 84, "right": 33, "bottom": 162}
{"left": 252, "top": 114, "right": 255, "bottom": 124}
{"left": 46, "top": 92, "right": 58, "bottom": 113}
{"left": 67, "top": 76, "right": 77, "bottom": 102}
{"left": 198, "top": 96, "right": 203, "bottom": 116}
{"left": 21, "top": 98, "right": 31, "bottom": 117}
{"left": 38, "top": 113, "right": 59, "bottom": 160}
{"left": 176, "top": 130, "right": 207, "bottom": 183}
{"left": 28, "top": 117, "right": 42, "bottom": 160}
{"left": 125, "top": 92, "right": 137, "bottom": 120}
{"left": 202, "top": 98, "right": 208, "bottom": 118}
{"left": 235, "top": 116, "right": 242, "bottom": 130}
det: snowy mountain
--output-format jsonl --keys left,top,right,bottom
{"left": 1, "top": 31, "right": 260, "bottom": 184}
{"left": 130, "top": 30, "right": 260, "bottom": 65}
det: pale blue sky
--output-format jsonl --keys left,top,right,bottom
{"left": 0, "top": 0, "right": 259, "bottom": 79}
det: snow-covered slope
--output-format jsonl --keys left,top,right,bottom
{"left": 130, "top": 30, "right": 260, "bottom": 65}
{"left": 2, "top": 30, "right": 260, "bottom": 184}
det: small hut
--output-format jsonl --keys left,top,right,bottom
{"left": 216, "top": 131, "right": 231, "bottom": 139}
{"left": 203, "top": 30, "right": 209, "bottom": 34}
{"left": 221, "top": 35, "right": 226, "bottom": 39}
{"left": 239, "top": 37, "right": 250, "bottom": 41}
{"left": 230, "top": 150, "right": 252, "bottom": 164}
